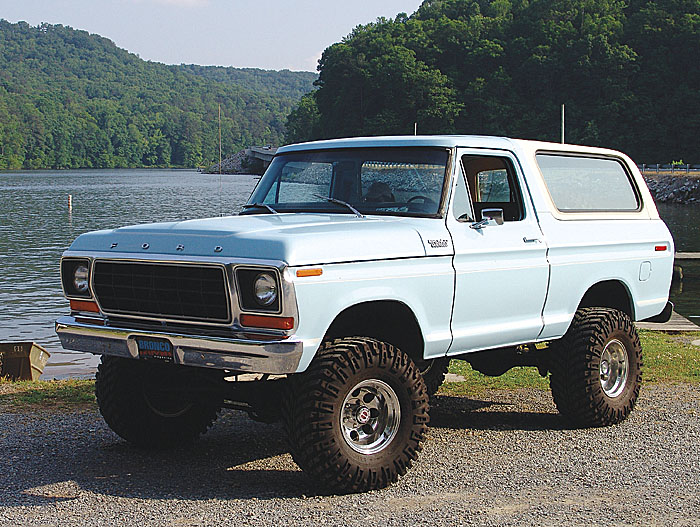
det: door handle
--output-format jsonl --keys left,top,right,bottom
{"left": 523, "top": 237, "right": 541, "bottom": 244}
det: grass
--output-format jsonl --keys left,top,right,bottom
{"left": 0, "top": 330, "right": 698, "bottom": 410}
{"left": 638, "top": 330, "right": 700, "bottom": 383}
{"left": 0, "top": 378, "right": 95, "bottom": 410}
{"left": 439, "top": 330, "right": 700, "bottom": 397}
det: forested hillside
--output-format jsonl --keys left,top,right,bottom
{"left": 178, "top": 65, "right": 316, "bottom": 101}
{"left": 287, "top": 0, "right": 700, "bottom": 163}
{"left": 0, "top": 20, "right": 316, "bottom": 169}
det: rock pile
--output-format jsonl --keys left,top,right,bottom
{"left": 644, "top": 175, "right": 700, "bottom": 204}
{"left": 206, "top": 149, "right": 257, "bottom": 174}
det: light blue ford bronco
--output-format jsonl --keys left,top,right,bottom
{"left": 56, "top": 136, "right": 674, "bottom": 493}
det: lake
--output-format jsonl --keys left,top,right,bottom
{"left": 0, "top": 169, "right": 698, "bottom": 379}
{"left": 0, "top": 169, "right": 259, "bottom": 378}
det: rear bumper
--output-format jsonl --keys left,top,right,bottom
{"left": 55, "top": 315, "right": 303, "bottom": 374}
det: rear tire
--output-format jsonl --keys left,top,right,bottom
{"left": 95, "top": 356, "right": 220, "bottom": 448}
{"left": 550, "top": 307, "right": 642, "bottom": 427}
{"left": 283, "top": 337, "right": 429, "bottom": 493}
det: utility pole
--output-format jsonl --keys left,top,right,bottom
{"left": 219, "top": 103, "right": 223, "bottom": 216}
{"left": 561, "top": 104, "right": 565, "bottom": 144}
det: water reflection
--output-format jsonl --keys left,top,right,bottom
{"left": 671, "top": 260, "right": 700, "bottom": 324}
{"left": 657, "top": 202, "right": 700, "bottom": 253}
{"left": 658, "top": 202, "right": 700, "bottom": 325}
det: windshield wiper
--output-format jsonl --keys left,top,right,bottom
{"left": 242, "top": 203, "right": 279, "bottom": 214}
{"left": 313, "top": 194, "right": 364, "bottom": 218}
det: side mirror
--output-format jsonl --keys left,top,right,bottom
{"left": 469, "top": 208, "right": 505, "bottom": 230}
{"left": 480, "top": 208, "right": 504, "bottom": 225}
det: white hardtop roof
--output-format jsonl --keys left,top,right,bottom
{"left": 277, "top": 135, "right": 628, "bottom": 159}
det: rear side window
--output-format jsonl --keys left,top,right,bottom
{"left": 536, "top": 154, "right": 639, "bottom": 212}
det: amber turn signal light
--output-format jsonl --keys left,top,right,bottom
{"left": 296, "top": 268, "right": 323, "bottom": 277}
{"left": 70, "top": 299, "right": 100, "bottom": 313}
{"left": 240, "top": 314, "right": 294, "bottom": 330}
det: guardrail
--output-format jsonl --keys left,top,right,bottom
{"left": 639, "top": 164, "right": 700, "bottom": 175}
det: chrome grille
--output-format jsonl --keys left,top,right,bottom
{"left": 93, "top": 261, "right": 231, "bottom": 324}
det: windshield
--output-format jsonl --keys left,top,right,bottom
{"left": 244, "top": 147, "right": 449, "bottom": 217}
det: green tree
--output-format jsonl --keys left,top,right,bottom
{"left": 285, "top": 93, "right": 321, "bottom": 143}
{"left": 0, "top": 19, "right": 317, "bottom": 169}
{"left": 287, "top": 0, "right": 700, "bottom": 163}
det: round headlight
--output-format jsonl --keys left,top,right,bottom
{"left": 253, "top": 273, "right": 277, "bottom": 306}
{"left": 73, "top": 265, "right": 89, "bottom": 293}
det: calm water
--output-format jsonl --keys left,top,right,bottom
{"left": 1, "top": 170, "right": 698, "bottom": 379}
{"left": 0, "top": 170, "right": 259, "bottom": 378}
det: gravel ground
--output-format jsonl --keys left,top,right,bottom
{"left": 1, "top": 384, "right": 698, "bottom": 527}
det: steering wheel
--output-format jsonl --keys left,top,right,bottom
{"left": 408, "top": 195, "right": 437, "bottom": 205}
{"left": 406, "top": 195, "right": 437, "bottom": 212}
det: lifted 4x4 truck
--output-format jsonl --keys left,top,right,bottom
{"left": 56, "top": 136, "right": 674, "bottom": 493}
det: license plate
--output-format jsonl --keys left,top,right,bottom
{"left": 136, "top": 337, "right": 173, "bottom": 361}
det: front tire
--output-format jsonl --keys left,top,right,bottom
{"left": 95, "top": 356, "right": 221, "bottom": 448}
{"left": 283, "top": 337, "right": 429, "bottom": 493}
{"left": 550, "top": 307, "right": 642, "bottom": 427}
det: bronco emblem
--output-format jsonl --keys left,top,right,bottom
{"left": 427, "top": 239, "right": 449, "bottom": 248}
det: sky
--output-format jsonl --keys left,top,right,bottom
{"left": 0, "top": 0, "right": 425, "bottom": 72}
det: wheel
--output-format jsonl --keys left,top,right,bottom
{"left": 95, "top": 356, "right": 221, "bottom": 448}
{"left": 549, "top": 307, "right": 642, "bottom": 427}
{"left": 283, "top": 337, "right": 429, "bottom": 493}
{"left": 416, "top": 357, "right": 449, "bottom": 397}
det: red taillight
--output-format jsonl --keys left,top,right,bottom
{"left": 655, "top": 245, "right": 667, "bottom": 252}
{"left": 70, "top": 299, "right": 100, "bottom": 313}
{"left": 240, "top": 314, "right": 294, "bottom": 330}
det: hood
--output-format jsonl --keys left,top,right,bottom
{"left": 67, "top": 213, "right": 452, "bottom": 266}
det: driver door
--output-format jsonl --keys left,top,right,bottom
{"left": 446, "top": 150, "right": 549, "bottom": 354}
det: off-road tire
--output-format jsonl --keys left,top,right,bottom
{"left": 550, "top": 307, "right": 642, "bottom": 427}
{"left": 282, "top": 337, "right": 430, "bottom": 493}
{"left": 417, "top": 357, "right": 449, "bottom": 397}
{"left": 95, "top": 356, "right": 220, "bottom": 448}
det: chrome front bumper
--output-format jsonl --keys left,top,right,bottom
{"left": 55, "top": 316, "right": 303, "bottom": 374}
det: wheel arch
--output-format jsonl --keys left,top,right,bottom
{"left": 576, "top": 279, "right": 635, "bottom": 319}
{"left": 322, "top": 300, "right": 425, "bottom": 364}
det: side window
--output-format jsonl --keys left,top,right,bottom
{"left": 476, "top": 169, "right": 511, "bottom": 202}
{"left": 536, "top": 154, "right": 639, "bottom": 212}
{"left": 451, "top": 166, "right": 472, "bottom": 221}
{"left": 461, "top": 155, "right": 524, "bottom": 221}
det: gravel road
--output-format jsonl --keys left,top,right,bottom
{"left": 1, "top": 384, "right": 698, "bottom": 526}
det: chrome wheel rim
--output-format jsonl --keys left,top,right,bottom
{"left": 340, "top": 379, "right": 401, "bottom": 454}
{"left": 599, "top": 339, "right": 629, "bottom": 398}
